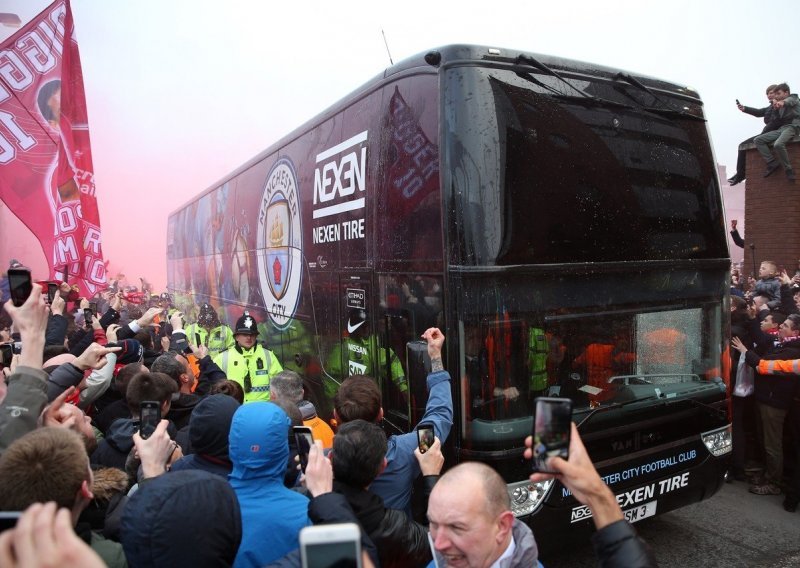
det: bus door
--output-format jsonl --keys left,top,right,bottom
{"left": 336, "top": 273, "right": 410, "bottom": 435}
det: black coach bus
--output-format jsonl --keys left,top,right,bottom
{"left": 167, "top": 44, "right": 731, "bottom": 541}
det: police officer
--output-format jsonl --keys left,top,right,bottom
{"left": 213, "top": 312, "right": 282, "bottom": 403}
{"left": 185, "top": 303, "right": 235, "bottom": 359}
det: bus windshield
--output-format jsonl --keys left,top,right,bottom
{"left": 444, "top": 65, "right": 728, "bottom": 452}
{"left": 444, "top": 65, "right": 727, "bottom": 265}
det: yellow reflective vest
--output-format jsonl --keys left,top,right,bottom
{"left": 213, "top": 344, "right": 283, "bottom": 403}
{"left": 185, "top": 323, "right": 235, "bottom": 359}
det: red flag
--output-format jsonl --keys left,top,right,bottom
{"left": 0, "top": 0, "right": 106, "bottom": 296}
{"left": 387, "top": 87, "right": 439, "bottom": 218}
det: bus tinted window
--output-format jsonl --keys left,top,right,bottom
{"left": 444, "top": 67, "right": 727, "bottom": 265}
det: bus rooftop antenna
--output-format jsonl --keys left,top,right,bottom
{"left": 381, "top": 28, "right": 394, "bottom": 66}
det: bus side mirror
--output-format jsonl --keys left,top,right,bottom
{"left": 406, "top": 340, "right": 431, "bottom": 425}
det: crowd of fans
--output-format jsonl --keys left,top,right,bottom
{"left": 729, "top": 260, "right": 800, "bottom": 512}
{"left": 0, "top": 265, "right": 659, "bottom": 567}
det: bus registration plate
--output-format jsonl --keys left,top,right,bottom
{"left": 624, "top": 500, "right": 657, "bottom": 523}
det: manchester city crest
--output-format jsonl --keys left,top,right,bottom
{"left": 257, "top": 158, "right": 302, "bottom": 330}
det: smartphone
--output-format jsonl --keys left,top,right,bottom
{"left": 8, "top": 268, "right": 32, "bottom": 307}
{"left": 139, "top": 401, "right": 161, "bottom": 440}
{"left": 531, "top": 397, "right": 573, "bottom": 473}
{"left": 300, "top": 523, "right": 362, "bottom": 568}
{"left": 47, "top": 282, "right": 58, "bottom": 304}
{"left": 417, "top": 421, "right": 435, "bottom": 454}
{"left": 293, "top": 425, "right": 314, "bottom": 473}
{"left": 736, "top": 98, "right": 741, "bottom": 105}
{"left": 0, "top": 344, "right": 12, "bottom": 367}
{"left": 83, "top": 308, "right": 94, "bottom": 328}
{"left": 90, "top": 302, "right": 98, "bottom": 315}
{"left": 0, "top": 512, "right": 21, "bottom": 533}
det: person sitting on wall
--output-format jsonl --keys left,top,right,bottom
{"left": 754, "top": 83, "right": 800, "bottom": 182}
{"left": 728, "top": 84, "right": 783, "bottom": 186}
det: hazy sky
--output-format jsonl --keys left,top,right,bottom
{"left": 0, "top": 0, "right": 783, "bottom": 289}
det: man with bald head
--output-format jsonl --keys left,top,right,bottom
{"left": 427, "top": 462, "right": 539, "bottom": 568}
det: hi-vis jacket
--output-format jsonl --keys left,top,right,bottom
{"left": 185, "top": 323, "right": 235, "bottom": 359}
{"left": 528, "top": 327, "right": 548, "bottom": 392}
{"left": 325, "top": 336, "right": 406, "bottom": 397}
{"left": 214, "top": 344, "right": 282, "bottom": 403}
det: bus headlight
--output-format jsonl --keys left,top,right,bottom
{"left": 507, "top": 478, "right": 553, "bottom": 517}
{"left": 701, "top": 424, "right": 732, "bottom": 457}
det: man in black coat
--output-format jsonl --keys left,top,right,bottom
{"left": 331, "top": 419, "right": 441, "bottom": 568}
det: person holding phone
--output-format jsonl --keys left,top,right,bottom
{"left": 727, "top": 84, "right": 784, "bottom": 185}
{"left": 333, "top": 327, "right": 453, "bottom": 515}
{"left": 0, "top": 282, "right": 50, "bottom": 452}
{"left": 525, "top": 424, "right": 656, "bottom": 567}
{"left": 328, "top": 420, "right": 444, "bottom": 568}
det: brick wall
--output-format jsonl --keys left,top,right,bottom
{"left": 742, "top": 141, "right": 800, "bottom": 278}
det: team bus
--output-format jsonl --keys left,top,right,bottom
{"left": 167, "top": 45, "right": 731, "bottom": 543}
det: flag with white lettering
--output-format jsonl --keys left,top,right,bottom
{"left": 0, "top": 0, "right": 106, "bottom": 296}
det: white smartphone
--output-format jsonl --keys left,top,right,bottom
{"left": 300, "top": 523, "right": 362, "bottom": 568}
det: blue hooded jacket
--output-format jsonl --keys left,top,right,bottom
{"left": 229, "top": 402, "right": 310, "bottom": 568}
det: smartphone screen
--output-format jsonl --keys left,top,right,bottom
{"left": 532, "top": 397, "right": 573, "bottom": 473}
{"left": 300, "top": 523, "right": 361, "bottom": 568}
{"left": 8, "top": 269, "right": 32, "bottom": 307}
{"left": 0, "top": 344, "right": 12, "bottom": 367}
{"left": 417, "top": 422, "right": 434, "bottom": 454}
{"left": 83, "top": 308, "right": 93, "bottom": 327}
{"left": 293, "top": 426, "right": 314, "bottom": 473}
{"left": 0, "top": 512, "right": 21, "bottom": 533}
{"left": 90, "top": 302, "right": 98, "bottom": 315}
{"left": 47, "top": 283, "right": 58, "bottom": 304}
{"left": 139, "top": 401, "right": 161, "bottom": 440}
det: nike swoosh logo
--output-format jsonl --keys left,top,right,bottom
{"left": 347, "top": 320, "right": 366, "bottom": 334}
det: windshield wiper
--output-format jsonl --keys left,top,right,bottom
{"left": 637, "top": 106, "right": 706, "bottom": 122}
{"left": 576, "top": 386, "right": 724, "bottom": 430}
{"left": 512, "top": 63, "right": 635, "bottom": 110}
{"left": 613, "top": 72, "right": 706, "bottom": 122}
{"left": 661, "top": 396, "right": 726, "bottom": 420}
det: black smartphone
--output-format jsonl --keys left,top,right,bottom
{"left": 0, "top": 511, "right": 21, "bottom": 533}
{"left": 0, "top": 344, "right": 12, "bottom": 367}
{"left": 90, "top": 302, "right": 98, "bottom": 315}
{"left": 139, "top": 401, "right": 161, "bottom": 440}
{"left": 293, "top": 425, "right": 314, "bottom": 473}
{"left": 83, "top": 307, "right": 93, "bottom": 328}
{"left": 8, "top": 268, "right": 32, "bottom": 307}
{"left": 736, "top": 98, "right": 741, "bottom": 105}
{"left": 531, "top": 397, "right": 573, "bottom": 473}
{"left": 417, "top": 421, "right": 435, "bottom": 454}
{"left": 47, "top": 282, "right": 58, "bottom": 304}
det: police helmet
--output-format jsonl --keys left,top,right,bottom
{"left": 198, "top": 303, "right": 220, "bottom": 328}
{"left": 234, "top": 313, "right": 258, "bottom": 335}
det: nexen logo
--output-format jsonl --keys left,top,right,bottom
{"left": 313, "top": 131, "right": 367, "bottom": 219}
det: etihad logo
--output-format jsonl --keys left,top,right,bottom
{"left": 313, "top": 131, "right": 367, "bottom": 219}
